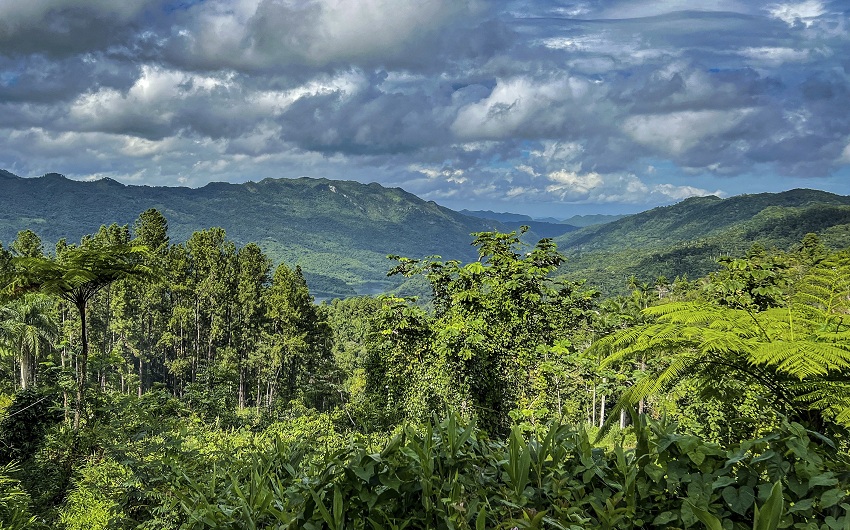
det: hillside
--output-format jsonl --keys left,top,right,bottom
{"left": 555, "top": 189, "right": 850, "bottom": 293}
{"left": 0, "top": 171, "right": 500, "bottom": 298}
{"left": 4, "top": 172, "right": 850, "bottom": 299}
{"left": 459, "top": 209, "right": 579, "bottom": 239}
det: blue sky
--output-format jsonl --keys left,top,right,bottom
{"left": 1, "top": 0, "right": 849, "bottom": 217}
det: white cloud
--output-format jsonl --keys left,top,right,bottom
{"left": 622, "top": 109, "right": 753, "bottom": 156}
{"left": 451, "top": 76, "right": 599, "bottom": 140}
{"left": 767, "top": 1, "right": 825, "bottom": 27}
{"left": 651, "top": 183, "right": 724, "bottom": 200}
{"left": 546, "top": 170, "right": 605, "bottom": 194}
{"left": 739, "top": 46, "right": 811, "bottom": 66}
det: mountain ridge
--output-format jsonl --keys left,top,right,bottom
{"left": 4, "top": 170, "right": 850, "bottom": 298}
{"left": 0, "top": 171, "right": 501, "bottom": 298}
{"left": 555, "top": 188, "right": 850, "bottom": 293}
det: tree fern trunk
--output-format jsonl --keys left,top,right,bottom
{"left": 74, "top": 301, "right": 88, "bottom": 431}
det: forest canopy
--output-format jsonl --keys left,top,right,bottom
{"left": 0, "top": 210, "right": 848, "bottom": 529}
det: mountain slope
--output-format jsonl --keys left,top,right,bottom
{"left": 555, "top": 189, "right": 850, "bottom": 293}
{"left": 556, "top": 189, "right": 850, "bottom": 253}
{"left": 460, "top": 209, "right": 579, "bottom": 239}
{"left": 0, "top": 172, "right": 500, "bottom": 298}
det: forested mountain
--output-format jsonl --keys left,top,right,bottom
{"left": 460, "top": 209, "right": 580, "bottom": 238}
{"left": 559, "top": 213, "right": 628, "bottom": 227}
{"left": 5, "top": 171, "right": 850, "bottom": 298}
{"left": 0, "top": 171, "right": 499, "bottom": 298}
{"left": 555, "top": 189, "right": 850, "bottom": 293}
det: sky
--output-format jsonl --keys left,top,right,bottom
{"left": 1, "top": 0, "right": 850, "bottom": 217}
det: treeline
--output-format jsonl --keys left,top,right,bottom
{"left": 1, "top": 209, "right": 337, "bottom": 417}
{"left": 1, "top": 212, "right": 849, "bottom": 528}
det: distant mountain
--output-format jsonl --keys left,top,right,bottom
{"left": 460, "top": 209, "right": 534, "bottom": 224}
{"left": 460, "top": 209, "right": 579, "bottom": 239}
{"left": 555, "top": 189, "right": 850, "bottom": 293}
{"left": 0, "top": 171, "right": 501, "bottom": 298}
{"left": 560, "top": 214, "right": 628, "bottom": 227}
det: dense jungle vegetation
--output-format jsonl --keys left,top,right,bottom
{"left": 1, "top": 208, "right": 849, "bottom": 529}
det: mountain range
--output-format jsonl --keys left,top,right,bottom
{"left": 0, "top": 170, "right": 503, "bottom": 298}
{"left": 2, "top": 169, "right": 850, "bottom": 297}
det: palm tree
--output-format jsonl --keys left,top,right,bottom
{"left": 0, "top": 294, "right": 57, "bottom": 390}
{"left": 592, "top": 251, "right": 850, "bottom": 432}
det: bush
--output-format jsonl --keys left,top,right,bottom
{"left": 0, "top": 462, "right": 45, "bottom": 530}
{"left": 0, "top": 388, "right": 62, "bottom": 464}
{"left": 169, "top": 413, "right": 850, "bottom": 529}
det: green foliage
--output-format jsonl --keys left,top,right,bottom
{"left": 595, "top": 248, "right": 850, "bottom": 435}
{"left": 370, "top": 230, "right": 598, "bottom": 434}
{"left": 3, "top": 198, "right": 850, "bottom": 530}
{"left": 10, "top": 230, "right": 44, "bottom": 258}
{"left": 0, "top": 462, "right": 44, "bottom": 530}
{"left": 0, "top": 293, "right": 58, "bottom": 391}
{"left": 0, "top": 388, "right": 62, "bottom": 464}
{"left": 167, "top": 413, "right": 849, "bottom": 529}
{"left": 706, "top": 247, "right": 788, "bottom": 311}
{"left": 59, "top": 456, "right": 134, "bottom": 530}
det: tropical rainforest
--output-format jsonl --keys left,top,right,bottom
{"left": 1, "top": 201, "right": 850, "bottom": 528}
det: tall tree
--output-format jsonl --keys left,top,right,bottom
{"left": 375, "top": 229, "right": 597, "bottom": 433}
{"left": 186, "top": 228, "right": 237, "bottom": 390}
{"left": 112, "top": 210, "right": 171, "bottom": 395}
{"left": 10, "top": 230, "right": 44, "bottom": 259}
{"left": 265, "top": 264, "right": 332, "bottom": 409}
{"left": 234, "top": 243, "right": 271, "bottom": 409}
{"left": 2, "top": 244, "right": 155, "bottom": 429}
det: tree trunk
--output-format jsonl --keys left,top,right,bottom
{"left": 591, "top": 384, "right": 597, "bottom": 426}
{"left": 598, "top": 378, "right": 606, "bottom": 428}
{"left": 138, "top": 356, "right": 143, "bottom": 397}
{"left": 19, "top": 349, "right": 32, "bottom": 390}
{"left": 61, "top": 320, "right": 69, "bottom": 423}
{"left": 74, "top": 301, "right": 88, "bottom": 431}
{"left": 638, "top": 358, "right": 646, "bottom": 415}
{"left": 599, "top": 394, "right": 606, "bottom": 428}
{"left": 238, "top": 357, "right": 245, "bottom": 410}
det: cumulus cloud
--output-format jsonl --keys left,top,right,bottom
{"left": 766, "top": 1, "right": 826, "bottom": 27}
{"left": 1, "top": 0, "right": 849, "bottom": 215}
{"left": 622, "top": 108, "right": 754, "bottom": 156}
{"left": 163, "top": 0, "right": 504, "bottom": 72}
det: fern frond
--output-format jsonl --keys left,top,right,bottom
{"left": 789, "top": 380, "right": 850, "bottom": 425}
{"left": 792, "top": 253, "right": 850, "bottom": 325}
{"left": 644, "top": 302, "right": 728, "bottom": 325}
{"left": 597, "top": 323, "right": 701, "bottom": 367}
{"left": 753, "top": 341, "right": 850, "bottom": 379}
{"left": 696, "top": 329, "right": 754, "bottom": 356}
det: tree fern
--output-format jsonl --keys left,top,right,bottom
{"left": 594, "top": 250, "right": 850, "bottom": 433}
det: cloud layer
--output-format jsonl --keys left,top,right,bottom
{"left": 2, "top": 0, "right": 849, "bottom": 215}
